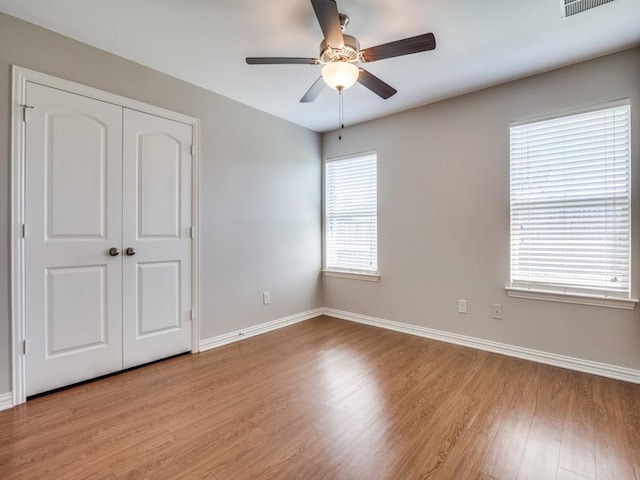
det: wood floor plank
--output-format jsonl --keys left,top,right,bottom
{"left": 618, "top": 378, "right": 640, "bottom": 476}
{"left": 478, "top": 360, "right": 539, "bottom": 479}
{"left": 419, "top": 351, "right": 513, "bottom": 478}
{"left": 556, "top": 467, "right": 592, "bottom": 480}
{"left": 558, "top": 372, "right": 598, "bottom": 479}
{"left": 516, "top": 366, "right": 569, "bottom": 480}
{"left": 0, "top": 316, "right": 638, "bottom": 480}
{"left": 592, "top": 376, "right": 638, "bottom": 480}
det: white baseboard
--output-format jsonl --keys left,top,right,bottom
{"left": 324, "top": 308, "right": 640, "bottom": 384}
{"left": 197, "top": 306, "right": 640, "bottom": 384}
{"left": 0, "top": 392, "right": 13, "bottom": 411}
{"left": 199, "top": 308, "right": 325, "bottom": 352}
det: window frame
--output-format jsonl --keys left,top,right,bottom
{"left": 507, "top": 99, "right": 637, "bottom": 309}
{"left": 322, "top": 150, "right": 379, "bottom": 281}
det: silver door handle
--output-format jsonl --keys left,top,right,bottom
{"left": 125, "top": 247, "right": 136, "bottom": 256}
{"left": 108, "top": 247, "right": 120, "bottom": 256}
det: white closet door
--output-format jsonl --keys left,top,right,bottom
{"left": 25, "top": 83, "right": 124, "bottom": 396}
{"left": 121, "top": 109, "right": 193, "bottom": 369}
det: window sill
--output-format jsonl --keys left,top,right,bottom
{"left": 505, "top": 287, "right": 638, "bottom": 310}
{"left": 323, "top": 270, "right": 380, "bottom": 282}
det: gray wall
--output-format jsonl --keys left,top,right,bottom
{"left": 322, "top": 47, "right": 640, "bottom": 371}
{"left": 0, "top": 13, "right": 322, "bottom": 395}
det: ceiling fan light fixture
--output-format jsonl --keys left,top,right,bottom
{"left": 321, "top": 61, "right": 359, "bottom": 91}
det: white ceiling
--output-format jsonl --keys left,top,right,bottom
{"left": 1, "top": 0, "right": 639, "bottom": 132}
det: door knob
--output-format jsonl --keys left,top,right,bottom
{"left": 108, "top": 247, "right": 120, "bottom": 256}
{"left": 125, "top": 247, "right": 136, "bottom": 256}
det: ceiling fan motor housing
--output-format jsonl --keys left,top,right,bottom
{"left": 320, "top": 34, "right": 360, "bottom": 63}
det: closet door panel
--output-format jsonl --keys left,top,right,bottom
{"left": 122, "top": 109, "right": 193, "bottom": 368}
{"left": 24, "top": 82, "right": 124, "bottom": 396}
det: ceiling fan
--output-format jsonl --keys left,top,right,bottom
{"left": 246, "top": 0, "right": 436, "bottom": 102}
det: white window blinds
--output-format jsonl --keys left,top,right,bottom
{"left": 510, "top": 102, "right": 631, "bottom": 298}
{"left": 325, "top": 152, "right": 378, "bottom": 274}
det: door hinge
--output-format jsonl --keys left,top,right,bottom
{"left": 22, "top": 339, "right": 27, "bottom": 355}
{"left": 190, "top": 226, "right": 195, "bottom": 238}
{"left": 21, "top": 223, "right": 26, "bottom": 239}
{"left": 190, "top": 144, "right": 194, "bottom": 156}
{"left": 20, "top": 104, "right": 34, "bottom": 123}
{"left": 190, "top": 310, "right": 195, "bottom": 321}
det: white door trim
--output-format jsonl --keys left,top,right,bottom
{"left": 10, "top": 65, "right": 201, "bottom": 406}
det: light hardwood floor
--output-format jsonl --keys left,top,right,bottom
{"left": 1, "top": 316, "right": 639, "bottom": 479}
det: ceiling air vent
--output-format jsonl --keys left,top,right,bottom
{"left": 563, "top": 0, "right": 615, "bottom": 17}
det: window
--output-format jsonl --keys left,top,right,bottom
{"left": 324, "top": 152, "right": 378, "bottom": 277}
{"left": 509, "top": 101, "right": 631, "bottom": 300}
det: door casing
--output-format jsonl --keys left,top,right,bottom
{"left": 10, "top": 65, "right": 201, "bottom": 406}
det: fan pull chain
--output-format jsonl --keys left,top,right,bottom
{"left": 338, "top": 88, "right": 344, "bottom": 140}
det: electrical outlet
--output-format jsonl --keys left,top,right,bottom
{"left": 263, "top": 292, "right": 270, "bottom": 305}
{"left": 492, "top": 304, "right": 502, "bottom": 319}
{"left": 458, "top": 299, "right": 467, "bottom": 314}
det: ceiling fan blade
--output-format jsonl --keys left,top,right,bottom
{"left": 311, "top": 0, "right": 344, "bottom": 49}
{"left": 361, "top": 33, "right": 436, "bottom": 63}
{"left": 357, "top": 69, "right": 397, "bottom": 99}
{"left": 246, "top": 57, "right": 318, "bottom": 65}
{"left": 300, "top": 77, "right": 326, "bottom": 103}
